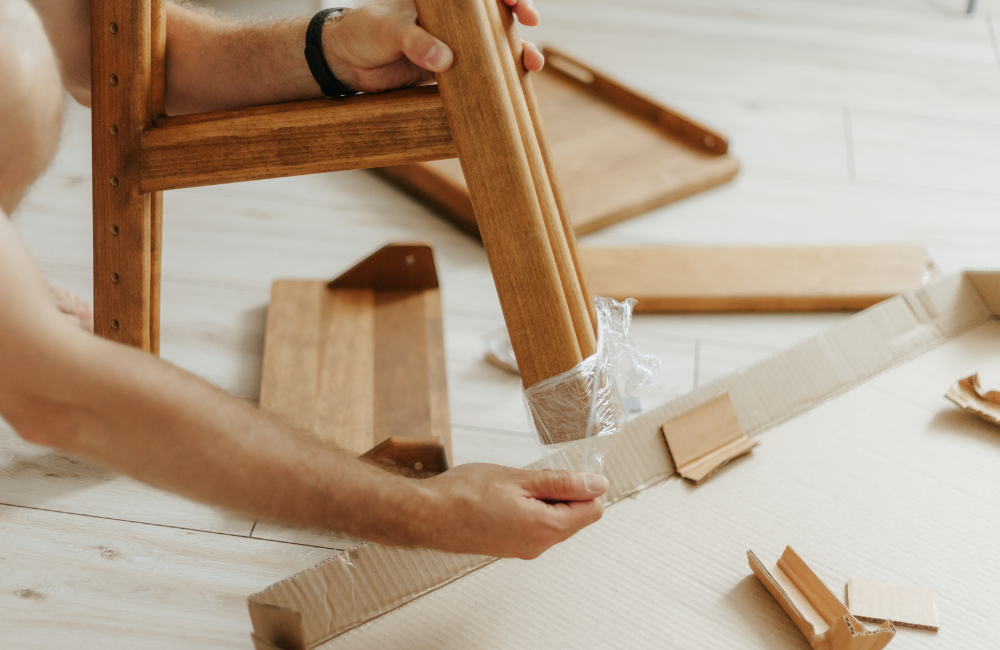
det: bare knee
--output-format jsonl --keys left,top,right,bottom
{"left": 0, "top": 0, "right": 64, "bottom": 215}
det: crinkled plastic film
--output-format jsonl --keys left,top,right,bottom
{"left": 525, "top": 297, "right": 660, "bottom": 474}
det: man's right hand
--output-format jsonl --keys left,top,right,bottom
{"left": 411, "top": 463, "right": 608, "bottom": 559}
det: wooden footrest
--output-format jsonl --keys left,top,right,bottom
{"left": 259, "top": 243, "right": 451, "bottom": 475}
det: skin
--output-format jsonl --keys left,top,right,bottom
{"left": 30, "top": 0, "right": 545, "bottom": 114}
{"left": 0, "top": 0, "right": 607, "bottom": 560}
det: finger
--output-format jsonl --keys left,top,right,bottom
{"left": 544, "top": 499, "right": 605, "bottom": 537}
{"left": 521, "top": 40, "right": 544, "bottom": 71}
{"left": 511, "top": 0, "right": 540, "bottom": 27}
{"left": 399, "top": 24, "right": 453, "bottom": 73}
{"left": 524, "top": 469, "right": 608, "bottom": 502}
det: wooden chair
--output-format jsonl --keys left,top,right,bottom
{"left": 91, "top": 0, "right": 597, "bottom": 432}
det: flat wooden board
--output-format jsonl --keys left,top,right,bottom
{"left": 259, "top": 246, "right": 451, "bottom": 466}
{"left": 580, "top": 245, "right": 935, "bottom": 312}
{"left": 374, "top": 48, "right": 739, "bottom": 239}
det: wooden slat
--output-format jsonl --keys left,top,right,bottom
{"left": 259, "top": 281, "right": 325, "bottom": 434}
{"left": 140, "top": 87, "right": 456, "bottom": 192}
{"left": 580, "top": 245, "right": 936, "bottom": 312}
{"left": 91, "top": 0, "right": 152, "bottom": 349}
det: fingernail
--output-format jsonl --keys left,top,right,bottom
{"left": 425, "top": 42, "right": 453, "bottom": 71}
{"left": 584, "top": 474, "right": 608, "bottom": 493}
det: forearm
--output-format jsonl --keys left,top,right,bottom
{"left": 26, "top": 0, "right": 323, "bottom": 114}
{"left": 12, "top": 332, "right": 428, "bottom": 542}
{"left": 164, "top": 5, "right": 320, "bottom": 114}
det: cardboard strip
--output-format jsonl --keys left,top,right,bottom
{"left": 945, "top": 373, "right": 1000, "bottom": 426}
{"left": 748, "top": 547, "right": 895, "bottom": 650}
{"left": 580, "top": 245, "right": 935, "bottom": 313}
{"left": 847, "top": 578, "right": 940, "bottom": 631}
{"left": 660, "top": 392, "right": 756, "bottom": 483}
{"left": 247, "top": 272, "right": 997, "bottom": 649}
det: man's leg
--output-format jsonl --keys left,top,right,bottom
{"left": 0, "top": 0, "right": 92, "bottom": 331}
{"left": 0, "top": 0, "right": 63, "bottom": 214}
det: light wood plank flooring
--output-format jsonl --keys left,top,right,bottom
{"left": 4, "top": 0, "right": 1000, "bottom": 647}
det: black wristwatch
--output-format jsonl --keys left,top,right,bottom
{"left": 304, "top": 8, "right": 357, "bottom": 99}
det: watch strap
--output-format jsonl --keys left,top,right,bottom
{"left": 304, "top": 8, "right": 356, "bottom": 99}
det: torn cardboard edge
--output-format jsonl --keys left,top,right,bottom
{"left": 749, "top": 547, "right": 895, "bottom": 650}
{"left": 247, "top": 271, "right": 999, "bottom": 650}
{"left": 660, "top": 392, "right": 756, "bottom": 483}
{"left": 847, "top": 578, "right": 940, "bottom": 631}
{"left": 945, "top": 373, "right": 1000, "bottom": 427}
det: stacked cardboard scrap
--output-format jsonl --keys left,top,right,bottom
{"left": 250, "top": 271, "right": 1000, "bottom": 649}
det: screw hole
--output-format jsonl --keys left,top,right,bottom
{"left": 703, "top": 135, "right": 716, "bottom": 148}
{"left": 110, "top": 225, "right": 120, "bottom": 236}
{"left": 109, "top": 74, "right": 118, "bottom": 86}
{"left": 109, "top": 22, "right": 118, "bottom": 34}
{"left": 109, "top": 125, "right": 118, "bottom": 136}
{"left": 404, "top": 254, "right": 416, "bottom": 265}
{"left": 111, "top": 272, "right": 120, "bottom": 284}
{"left": 111, "top": 319, "right": 120, "bottom": 331}
{"left": 413, "top": 462, "right": 424, "bottom": 471}
{"left": 110, "top": 176, "right": 119, "bottom": 187}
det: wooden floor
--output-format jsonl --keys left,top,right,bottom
{"left": 4, "top": 0, "right": 1000, "bottom": 647}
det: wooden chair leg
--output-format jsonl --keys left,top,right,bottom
{"left": 91, "top": 0, "right": 152, "bottom": 350}
{"left": 91, "top": 0, "right": 164, "bottom": 353}
{"left": 414, "top": 0, "right": 589, "bottom": 389}
{"left": 149, "top": 0, "right": 165, "bottom": 355}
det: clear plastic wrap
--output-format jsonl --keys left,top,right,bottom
{"left": 524, "top": 296, "right": 660, "bottom": 473}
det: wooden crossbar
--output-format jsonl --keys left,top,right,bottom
{"left": 140, "top": 87, "right": 456, "bottom": 192}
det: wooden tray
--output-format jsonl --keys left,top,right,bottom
{"left": 373, "top": 47, "right": 739, "bottom": 240}
{"left": 259, "top": 243, "right": 450, "bottom": 476}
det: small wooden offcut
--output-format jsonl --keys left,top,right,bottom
{"left": 374, "top": 47, "right": 740, "bottom": 240}
{"left": 259, "top": 244, "right": 450, "bottom": 476}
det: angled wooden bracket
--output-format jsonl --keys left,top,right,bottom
{"left": 259, "top": 243, "right": 450, "bottom": 475}
{"left": 749, "top": 547, "right": 896, "bottom": 650}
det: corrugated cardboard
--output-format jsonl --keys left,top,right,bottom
{"left": 660, "top": 392, "right": 756, "bottom": 483}
{"left": 749, "top": 547, "right": 895, "bottom": 650}
{"left": 847, "top": 579, "right": 940, "bottom": 631}
{"left": 945, "top": 374, "right": 1000, "bottom": 426}
{"left": 248, "top": 270, "right": 999, "bottom": 649}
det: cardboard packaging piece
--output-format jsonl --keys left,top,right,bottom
{"left": 749, "top": 547, "right": 895, "bottom": 650}
{"left": 945, "top": 373, "right": 1000, "bottom": 426}
{"left": 247, "top": 270, "right": 1000, "bottom": 650}
{"left": 259, "top": 243, "right": 451, "bottom": 472}
{"left": 660, "top": 392, "right": 756, "bottom": 483}
{"left": 580, "top": 245, "right": 935, "bottom": 313}
{"left": 374, "top": 48, "right": 738, "bottom": 241}
{"left": 847, "top": 578, "right": 940, "bottom": 631}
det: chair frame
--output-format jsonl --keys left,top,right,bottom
{"left": 91, "top": 0, "right": 596, "bottom": 405}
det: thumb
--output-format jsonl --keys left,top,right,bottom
{"left": 525, "top": 470, "right": 608, "bottom": 502}
{"left": 400, "top": 24, "right": 453, "bottom": 73}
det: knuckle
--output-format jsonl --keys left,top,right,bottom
{"left": 551, "top": 471, "right": 574, "bottom": 495}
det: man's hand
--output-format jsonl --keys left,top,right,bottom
{"left": 323, "top": 0, "right": 546, "bottom": 93}
{"left": 413, "top": 464, "right": 608, "bottom": 559}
